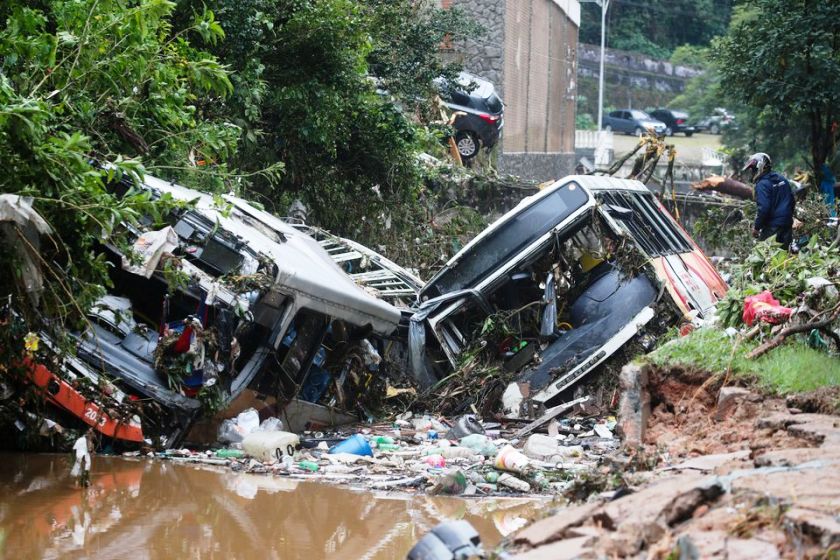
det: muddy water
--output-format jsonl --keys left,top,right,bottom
{"left": 0, "top": 454, "right": 546, "bottom": 559}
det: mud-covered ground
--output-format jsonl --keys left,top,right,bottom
{"left": 505, "top": 366, "right": 840, "bottom": 559}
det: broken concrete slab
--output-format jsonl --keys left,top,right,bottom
{"left": 714, "top": 386, "right": 758, "bottom": 422}
{"left": 664, "top": 450, "right": 751, "bottom": 473}
{"left": 513, "top": 536, "right": 594, "bottom": 560}
{"left": 678, "top": 531, "right": 781, "bottom": 560}
{"left": 616, "top": 363, "right": 650, "bottom": 448}
{"left": 753, "top": 445, "right": 840, "bottom": 468}
{"left": 784, "top": 507, "right": 840, "bottom": 548}
{"left": 511, "top": 502, "right": 601, "bottom": 548}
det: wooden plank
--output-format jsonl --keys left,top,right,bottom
{"left": 510, "top": 396, "right": 590, "bottom": 441}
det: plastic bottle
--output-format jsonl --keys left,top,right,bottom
{"left": 424, "top": 454, "right": 446, "bottom": 468}
{"left": 215, "top": 448, "right": 245, "bottom": 459}
{"left": 376, "top": 443, "right": 400, "bottom": 452}
{"left": 498, "top": 473, "right": 531, "bottom": 492}
{"left": 297, "top": 460, "right": 319, "bottom": 472}
{"left": 522, "top": 434, "right": 559, "bottom": 460}
{"left": 439, "top": 446, "right": 481, "bottom": 460}
{"left": 460, "top": 434, "right": 497, "bottom": 457}
{"left": 371, "top": 435, "right": 395, "bottom": 446}
{"left": 494, "top": 445, "right": 530, "bottom": 473}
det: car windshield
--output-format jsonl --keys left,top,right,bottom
{"left": 425, "top": 182, "right": 589, "bottom": 295}
{"left": 631, "top": 110, "right": 652, "bottom": 120}
{"left": 486, "top": 93, "right": 503, "bottom": 114}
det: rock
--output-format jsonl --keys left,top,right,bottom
{"left": 675, "top": 531, "right": 780, "bottom": 560}
{"left": 783, "top": 413, "right": 840, "bottom": 446}
{"left": 753, "top": 446, "right": 840, "bottom": 468}
{"left": 784, "top": 507, "right": 840, "bottom": 548}
{"left": 714, "top": 387, "right": 756, "bottom": 422}
{"left": 667, "top": 450, "right": 750, "bottom": 473}
{"left": 513, "top": 536, "right": 594, "bottom": 560}
{"left": 616, "top": 363, "right": 650, "bottom": 448}
{"left": 512, "top": 502, "right": 601, "bottom": 548}
{"left": 726, "top": 537, "right": 780, "bottom": 559}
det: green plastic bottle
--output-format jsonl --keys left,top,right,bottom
{"left": 376, "top": 443, "right": 400, "bottom": 452}
{"left": 215, "top": 449, "right": 245, "bottom": 458}
{"left": 297, "top": 460, "right": 320, "bottom": 472}
{"left": 371, "top": 436, "right": 395, "bottom": 446}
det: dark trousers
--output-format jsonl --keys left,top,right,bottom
{"left": 760, "top": 225, "right": 793, "bottom": 247}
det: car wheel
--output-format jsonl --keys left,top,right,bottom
{"left": 665, "top": 127, "right": 673, "bottom": 137}
{"left": 634, "top": 127, "right": 644, "bottom": 137}
{"left": 710, "top": 123, "right": 720, "bottom": 135}
{"left": 685, "top": 132, "right": 694, "bottom": 137}
{"left": 455, "top": 131, "right": 479, "bottom": 160}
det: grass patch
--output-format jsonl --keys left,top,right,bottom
{"left": 648, "top": 328, "right": 840, "bottom": 394}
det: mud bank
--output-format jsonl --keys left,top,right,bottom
{"left": 505, "top": 364, "right": 840, "bottom": 559}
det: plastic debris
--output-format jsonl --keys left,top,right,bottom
{"left": 444, "top": 414, "right": 485, "bottom": 440}
{"left": 743, "top": 290, "right": 793, "bottom": 326}
{"left": 241, "top": 431, "right": 300, "bottom": 463}
{"left": 495, "top": 445, "right": 530, "bottom": 473}
{"left": 329, "top": 434, "right": 373, "bottom": 456}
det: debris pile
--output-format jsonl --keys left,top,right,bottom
{"left": 139, "top": 408, "right": 626, "bottom": 498}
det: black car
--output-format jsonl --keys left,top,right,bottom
{"left": 650, "top": 109, "right": 696, "bottom": 137}
{"left": 437, "top": 72, "right": 504, "bottom": 160}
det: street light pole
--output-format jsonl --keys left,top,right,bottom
{"left": 580, "top": 0, "right": 610, "bottom": 130}
{"left": 597, "top": 0, "right": 610, "bottom": 131}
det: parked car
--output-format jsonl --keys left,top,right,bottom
{"left": 408, "top": 175, "right": 727, "bottom": 418}
{"left": 650, "top": 109, "right": 696, "bottom": 137}
{"left": 695, "top": 108, "right": 736, "bottom": 134}
{"left": 602, "top": 110, "right": 667, "bottom": 136}
{"left": 436, "top": 72, "right": 504, "bottom": 160}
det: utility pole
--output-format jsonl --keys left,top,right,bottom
{"left": 580, "top": 0, "right": 610, "bottom": 130}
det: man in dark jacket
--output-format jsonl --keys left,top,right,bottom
{"left": 743, "top": 152, "right": 795, "bottom": 247}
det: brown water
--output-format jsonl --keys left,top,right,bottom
{"left": 0, "top": 454, "right": 546, "bottom": 559}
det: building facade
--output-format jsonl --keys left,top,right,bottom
{"left": 443, "top": 0, "right": 580, "bottom": 181}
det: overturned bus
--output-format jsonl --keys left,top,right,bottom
{"left": 12, "top": 175, "right": 404, "bottom": 447}
{"left": 408, "top": 175, "right": 726, "bottom": 418}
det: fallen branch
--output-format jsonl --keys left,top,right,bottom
{"left": 747, "top": 307, "right": 840, "bottom": 359}
{"left": 691, "top": 175, "right": 754, "bottom": 200}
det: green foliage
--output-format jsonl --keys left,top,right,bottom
{"left": 179, "top": 0, "right": 478, "bottom": 256}
{"left": 580, "top": 0, "right": 732, "bottom": 58}
{"left": 669, "top": 44, "right": 708, "bottom": 68}
{"left": 649, "top": 328, "right": 840, "bottom": 394}
{"left": 576, "top": 112, "right": 597, "bottom": 131}
{"left": 713, "top": 0, "right": 840, "bottom": 172}
{"left": 362, "top": 0, "right": 482, "bottom": 109}
{"left": 0, "top": 0, "right": 237, "bottom": 353}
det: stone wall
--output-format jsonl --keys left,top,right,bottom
{"left": 449, "top": 0, "right": 505, "bottom": 87}
{"left": 499, "top": 152, "right": 577, "bottom": 183}
{"left": 448, "top": 0, "right": 579, "bottom": 181}
{"left": 577, "top": 43, "right": 702, "bottom": 114}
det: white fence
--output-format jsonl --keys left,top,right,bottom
{"left": 575, "top": 130, "right": 614, "bottom": 166}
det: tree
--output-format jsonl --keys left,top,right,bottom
{"left": 714, "top": 0, "right": 840, "bottom": 178}
{"left": 175, "top": 0, "right": 478, "bottom": 250}
{"left": 579, "top": 0, "right": 732, "bottom": 59}
{"left": 0, "top": 0, "right": 237, "bottom": 339}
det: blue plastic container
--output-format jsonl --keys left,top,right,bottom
{"left": 328, "top": 434, "right": 373, "bottom": 456}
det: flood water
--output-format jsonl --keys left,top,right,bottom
{"left": 0, "top": 454, "right": 546, "bottom": 559}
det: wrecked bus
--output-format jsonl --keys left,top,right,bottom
{"left": 13, "top": 175, "right": 403, "bottom": 447}
{"left": 408, "top": 175, "right": 726, "bottom": 418}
